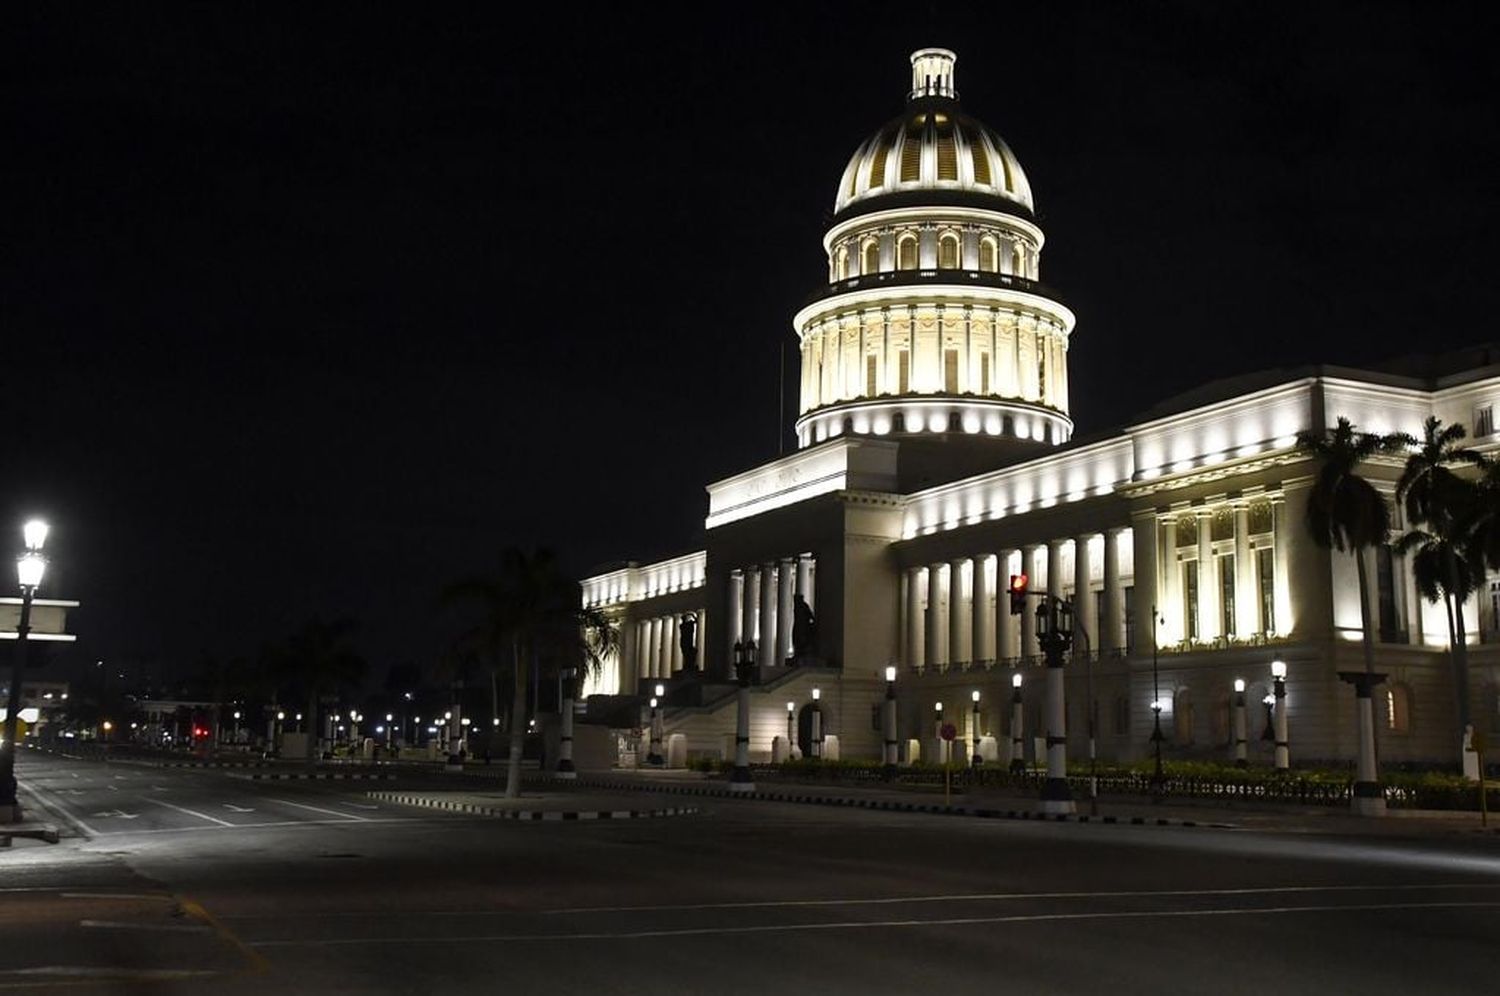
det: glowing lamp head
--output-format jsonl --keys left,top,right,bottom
{"left": 233, "top": 711, "right": 241, "bottom": 720}
{"left": 649, "top": 697, "right": 658, "bottom": 709}
{"left": 1152, "top": 699, "right": 1164, "bottom": 713}
{"left": 1271, "top": 659, "right": 1287, "bottom": 679}
{"left": 811, "top": 687, "right": 821, "bottom": 701}
{"left": 386, "top": 713, "right": 393, "bottom": 722}
{"left": 1011, "top": 672, "right": 1022, "bottom": 689}
{"left": 277, "top": 711, "right": 285, "bottom": 720}
{"left": 102, "top": 720, "right": 113, "bottom": 732}
{"left": 971, "top": 690, "right": 980, "bottom": 703}
{"left": 23, "top": 520, "right": 48, "bottom": 552}
{"left": 16, "top": 552, "right": 45, "bottom": 589}
{"left": 492, "top": 717, "right": 500, "bottom": 726}
{"left": 787, "top": 701, "right": 795, "bottom": 713}
{"left": 934, "top": 701, "right": 943, "bottom": 713}
{"left": 654, "top": 684, "right": 665, "bottom": 697}
{"left": 884, "top": 666, "right": 897, "bottom": 682}
{"left": 460, "top": 717, "right": 471, "bottom": 727}
{"left": 295, "top": 713, "right": 303, "bottom": 721}
{"left": 1263, "top": 693, "right": 1276, "bottom": 706}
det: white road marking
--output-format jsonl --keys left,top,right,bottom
{"left": 546, "top": 882, "right": 1500, "bottom": 915}
{"left": 343, "top": 802, "right": 380, "bottom": 810}
{"left": 89, "top": 810, "right": 139, "bottom": 819}
{"left": 223, "top": 804, "right": 255, "bottom": 813}
{"left": 264, "top": 797, "right": 368, "bottom": 821}
{"left": 89, "top": 816, "right": 422, "bottom": 836}
{"left": 80, "top": 920, "right": 213, "bottom": 934}
{"left": 107, "top": 785, "right": 118, "bottom": 792}
{"left": 142, "top": 797, "right": 234, "bottom": 827}
{"left": 249, "top": 900, "right": 1500, "bottom": 947}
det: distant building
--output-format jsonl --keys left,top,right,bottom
{"left": 580, "top": 48, "right": 1500, "bottom": 770}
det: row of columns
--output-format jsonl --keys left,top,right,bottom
{"left": 727, "top": 557, "right": 815, "bottom": 670}
{"left": 630, "top": 611, "right": 705, "bottom": 682}
{"left": 1157, "top": 498, "right": 1287, "bottom": 646}
{"left": 903, "top": 529, "right": 1128, "bottom": 669}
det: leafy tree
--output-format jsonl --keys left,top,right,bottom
{"left": 444, "top": 548, "right": 617, "bottom": 798}
{"left": 1394, "top": 417, "right": 1485, "bottom": 752}
{"left": 1296, "top": 417, "right": 1405, "bottom": 680}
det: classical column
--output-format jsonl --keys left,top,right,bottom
{"left": 777, "top": 558, "right": 796, "bottom": 662}
{"left": 1197, "top": 508, "right": 1216, "bottom": 642}
{"left": 1160, "top": 515, "right": 1178, "bottom": 643}
{"left": 742, "top": 567, "right": 760, "bottom": 661}
{"left": 1021, "top": 546, "right": 1041, "bottom": 658}
{"left": 906, "top": 566, "right": 926, "bottom": 668}
{"left": 758, "top": 563, "right": 777, "bottom": 668}
{"left": 1073, "top": 534, "right": 1095, "bottom": 653}
{"left": 972, "top": 555, "right": 992, "bottom": 664}
{"left": 645, "top": 618, "right": 659, "bottom": 679}
{"left": 1234, "top": 503, "right": 1256, "bottom": 638}
{"left": 926, "top": 562, "right": 946, "bottom": 668}
{"left": 1101, "top": 528, "right": 1123, "bottom": 653}
{"left": 727, "top": 570, "right": 745, "bottom": 666}
{"left": 636, "top": 621, "right": 650, "bottom": 686}
{"left": 667, "top": 614, "right": 681, "bottom": 673}
{"left": 1272, "top": 497, "right": 1291, "bottom": 637}
{"left": 1047, "top": 539, "right": 1064, "bottom": 603}
{"left": 949, "top": 558, "right": 969, "bottom": 666}
{"left": 996, "top": 550, "right": 1017, "bottom": 662}
{"left": 796, "top": 556, "right": 815, "bottom": 613}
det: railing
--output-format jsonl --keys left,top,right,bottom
{"left": 806, "top": 268, "right": 1064, "bottom": 307}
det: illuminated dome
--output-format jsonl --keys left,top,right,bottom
{"left": 834, "top": 49, "right": 1034, "bottom": 218}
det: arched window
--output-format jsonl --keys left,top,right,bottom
{"left": 862, "top": 239, "right": 880, "bottom": 275}
{"left": 834, "top": 245, "right": 848, "bottom": 281}
{"left": 1011, "top": 245, "right": 1025, "bottom": 278}
{"left": 938, "top": 232, "right": 960, "bottom": 269}
{"left": 1173, "top": 690, "right": 1195, "bottom": 746}
{"left": 979, "top": 237, "right": 997, "bottom": 272}
{"left": 1386, "top": 683, "right": 1412, "bottom": 734}
{"left": 897, "top": 234, "right": 918, "bottom": 270}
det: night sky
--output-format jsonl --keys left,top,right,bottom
{"left": 5, "top": 3, "right": 1499, "bottom": 683}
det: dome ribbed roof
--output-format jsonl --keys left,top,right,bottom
{"left": 833, "top": 50, "right": 1034, "bottom": 217}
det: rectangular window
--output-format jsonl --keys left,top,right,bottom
{"left": 866, "top": 355, "right": 877, "bottom": 397}
{"left": 1257, "top": 547, "right": 1276, "bottom": 634}
{"left": 980, "top": 353, "right": 990, "bottom": 394}
{"left": 898, "top": 351, "right": 910, "bottom": 393}
{"left": 1184, "top": 561, "right": 1199, "bottom": 641}
{"left": 944, "top": 349, "right": 959, "bottom": 393}
{"left": 1219, "top": 554, "right": 1236, "bottom": 638}
{"left": 1476, "top": 404, "right": 1494, "bottom": 438}
{"left": 1376, "top": 545, "right": 1398, "bottom": 641}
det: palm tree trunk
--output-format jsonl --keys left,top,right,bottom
{"left": 1446, "top": 552, "right": 1472, "bottom": 763}
{"left": 505, "top": 635, "right": 527, "bottom": 799}
{"left": 1355, "top": 548, "right": 1380, "bottom": 767}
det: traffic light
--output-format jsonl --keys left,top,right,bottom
{"left": 1008, "top": 573, "right": 1028, "bottom": 614}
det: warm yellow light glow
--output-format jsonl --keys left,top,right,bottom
{"left": 1234, "top": 679, "right": 1245, "bottom": 693}
{"left": 885, "top": 666, "right": 897, "bottom": 682}
{"left": 787, "top": 701, "right": 795, "bottom": 713}
{"left": 811, "top": 688, "right": 821, "bottom": 701}
{"left": 16, "top": 552, "right": 45, "bottom": 588}
{"left": 1011, "top": 673, "right": 1022, "bottom": 688}
{"left": 654, "top": 684, "right": 665, "bottom": 697}
{"left": 971, "top": 690, "right": 980, "bottom": 702}
{"left": 1271, "top": 659, "right": 1287, "bottom": 678}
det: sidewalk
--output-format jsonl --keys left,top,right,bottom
{"left": 535, "top": 769, "right": 1500, "bottom": 838}
{"left": 365, "top": 787, "right": 700, "bottom": 821}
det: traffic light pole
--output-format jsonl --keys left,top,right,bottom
{"left": 1038, "top": 595, "right": 1076, "bottom": 815}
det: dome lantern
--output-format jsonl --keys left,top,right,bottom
{"left": 909, "top": 48, "right": 958, "bottom": 101}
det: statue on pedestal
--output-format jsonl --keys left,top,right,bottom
{"left": 791, "top": 594, "right": 817, "bottom": 661}
{"left": 679, "top": 611, "right": 698, "bottom": 673}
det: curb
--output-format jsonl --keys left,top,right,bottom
{"left": 365, "top": 791, "right": 699, "bottom": 821}
{"left": 524, "top": 776, "right": 1237, "bottom": 830}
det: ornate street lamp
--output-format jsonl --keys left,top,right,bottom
{"left": 970, "top": 690, "right": 983, "bottom": 768}
{"left": 2, "top": 520, "right": 48, "bottom": 817}
{"left": 882, "top": 666, "right": 898, "bottom": 779}
{"left": 730, "top": 644, "right": 754, "bottom": 793}
{"left": 785, "top": 700, "right": 796, "bottom": 758}
{"left": 1270, "top": 659, "right": 1289, "bottom": 770}
{"left": 1149, "top": 604, "right": 1166, "bottom": 800}
{"left": 1232, "top": 679, "right": 1248, "bottom": 767}
{"left": 1009, "top": 673, "right": 1024, "bottom": 774}
{"left": 809, "top": 687, "right": 823, "bottom": 759}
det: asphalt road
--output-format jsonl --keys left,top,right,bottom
{"left": 6, "top": 749, "right": 1499, "bottom": 995}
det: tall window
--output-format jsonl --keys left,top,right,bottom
{"left": 1011, "top": 245, "right": 1025, "bottom": 276}
{"left": 944, "top": 350, "right": 959, "bottom": 393}
{"left": 938, "top": 233, "right": 959, "bottom": 269}
{"left": 1184, "top": 561, "right": 1200, "bottom": 641}
{"left": 1376, "top": 544, "right": 1398, "bottom": 641}
{"left": 1256, "top": 547, "right": 1276, "bottom": 634}
{"left": 1385, "top": 684, "right": 1412, "bottom": 733}
{"left": 834, "top": 246, "right": 848, "bottom": 281}
{"left": 1219, "top": 554, "right": 1236, "bottom": 637}
{"left": 898, "top": 351, "right": 910, "bottom": 393}
{"left": 1476, "top": 404, "right": 1495, "bottom": 438}
{"left": 862, "top": 239, "right": 880, "bottom": 275}
{"left": 1037, "top": 345, "right": 1047, "bottom": 397}
{"left": 898, "top": 235, "right": 918, "bottom": 270}
{"left": 979, "top": 237, "right": 997, "bottom": 272}
{"left": 980, "top": 353, "right": 990, "bottom": 394}
{"left": 865, "top": 355, "right": 877, "bottom": 397}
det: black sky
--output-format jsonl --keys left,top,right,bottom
{"left": 4, "top": 3, "right": 1498, "bottom": 681}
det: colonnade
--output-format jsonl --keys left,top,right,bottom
{"left": 902, "top": 529, "right": 1130, "bottom": 670}
{"left": 629, "top": 610, "right": 706, "bottom": 682}
{"left": 726, "top": 556, "right": 816, "bottom": 669}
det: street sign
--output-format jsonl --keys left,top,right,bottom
{"left": 940, "top": 723, "right": 956, "bottom": 741}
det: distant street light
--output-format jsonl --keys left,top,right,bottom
{"left": 809, "top": 687, "right": 823, "bottom": 759}
{"left": 2, "top": 520, "right": 48, "bottom": 818}
{"left": 1270, "top": 659, "right": 1289, "bottom": 770}
{"left": 882, "top": 666, "right": 898, "bottom": 779}
{"left": 970, "top": 689, "right": 983, "bottom": 768}
{"left": 1009, "top": 673, "right": 1025, "bottom": 774}
{"left": 1233, "top": 679, "right": 1248, "bottom": 767}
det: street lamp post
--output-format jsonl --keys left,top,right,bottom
{"left": 1149, "top": 604, "right": 1165, "bottom": 800}
{"left": 933, "top": 701, "right": 945, "bottom": 766}
{"left": 785, "top": 701, "right": 796, "bottom": 759}
{"left": 557, "top": 668, "right": 578, "bottom": 780}
{"left": 646, "top": 684, "right": 664, "bottom": 767}
{"left": 232, "top": 710, "right": 241, "bottom": 744}
{"left": 385, "top": 713, "right": 394, "bottom": 751}
{"left": 4, "top": 525, "right": 48, "bottom": 822}
{"left": 445, "top": 706, "right": 462, "bottom": 771}
{"left": 1232, "top": 679, "right": 1248, "bottom": 767}
{"left": 1009, "top": 673, "right": 1024, "bottom": 774}
{"left": 730, "top": 644, "right": 754, "bottom": 793}
{"left": 1271, "top": 659, "right": 1289, "bottom": 770}
{"left": 809, "top": 687, "right": 823, "bottom": 759}
{"left": 970, "top": 690, "right": 983, "bottom": 768}
{"left": 882, "top": 666, "right": 898, "bottom": 779}
{"left": 1037, "top": 595, "right": 1075, "bottom": 815}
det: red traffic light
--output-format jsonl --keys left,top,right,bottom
{"left": 1008, "top": 573, "right": 1029, "bottom": 614}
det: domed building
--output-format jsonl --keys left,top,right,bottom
{"left": 577, "top": 49, "right": 1500, "bottom": 794}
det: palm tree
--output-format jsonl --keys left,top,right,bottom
{"left": 277, "top": 618, "right": 366, "bottom": 765}
{"left": 444, "top": 548, "right": 617, "bottom": 798}
{"left": 1395, "top": 417, "right": 1485, "bottom": 753}
{"left": 1296, "top": 417, "right": 1404, "bottom": 681}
